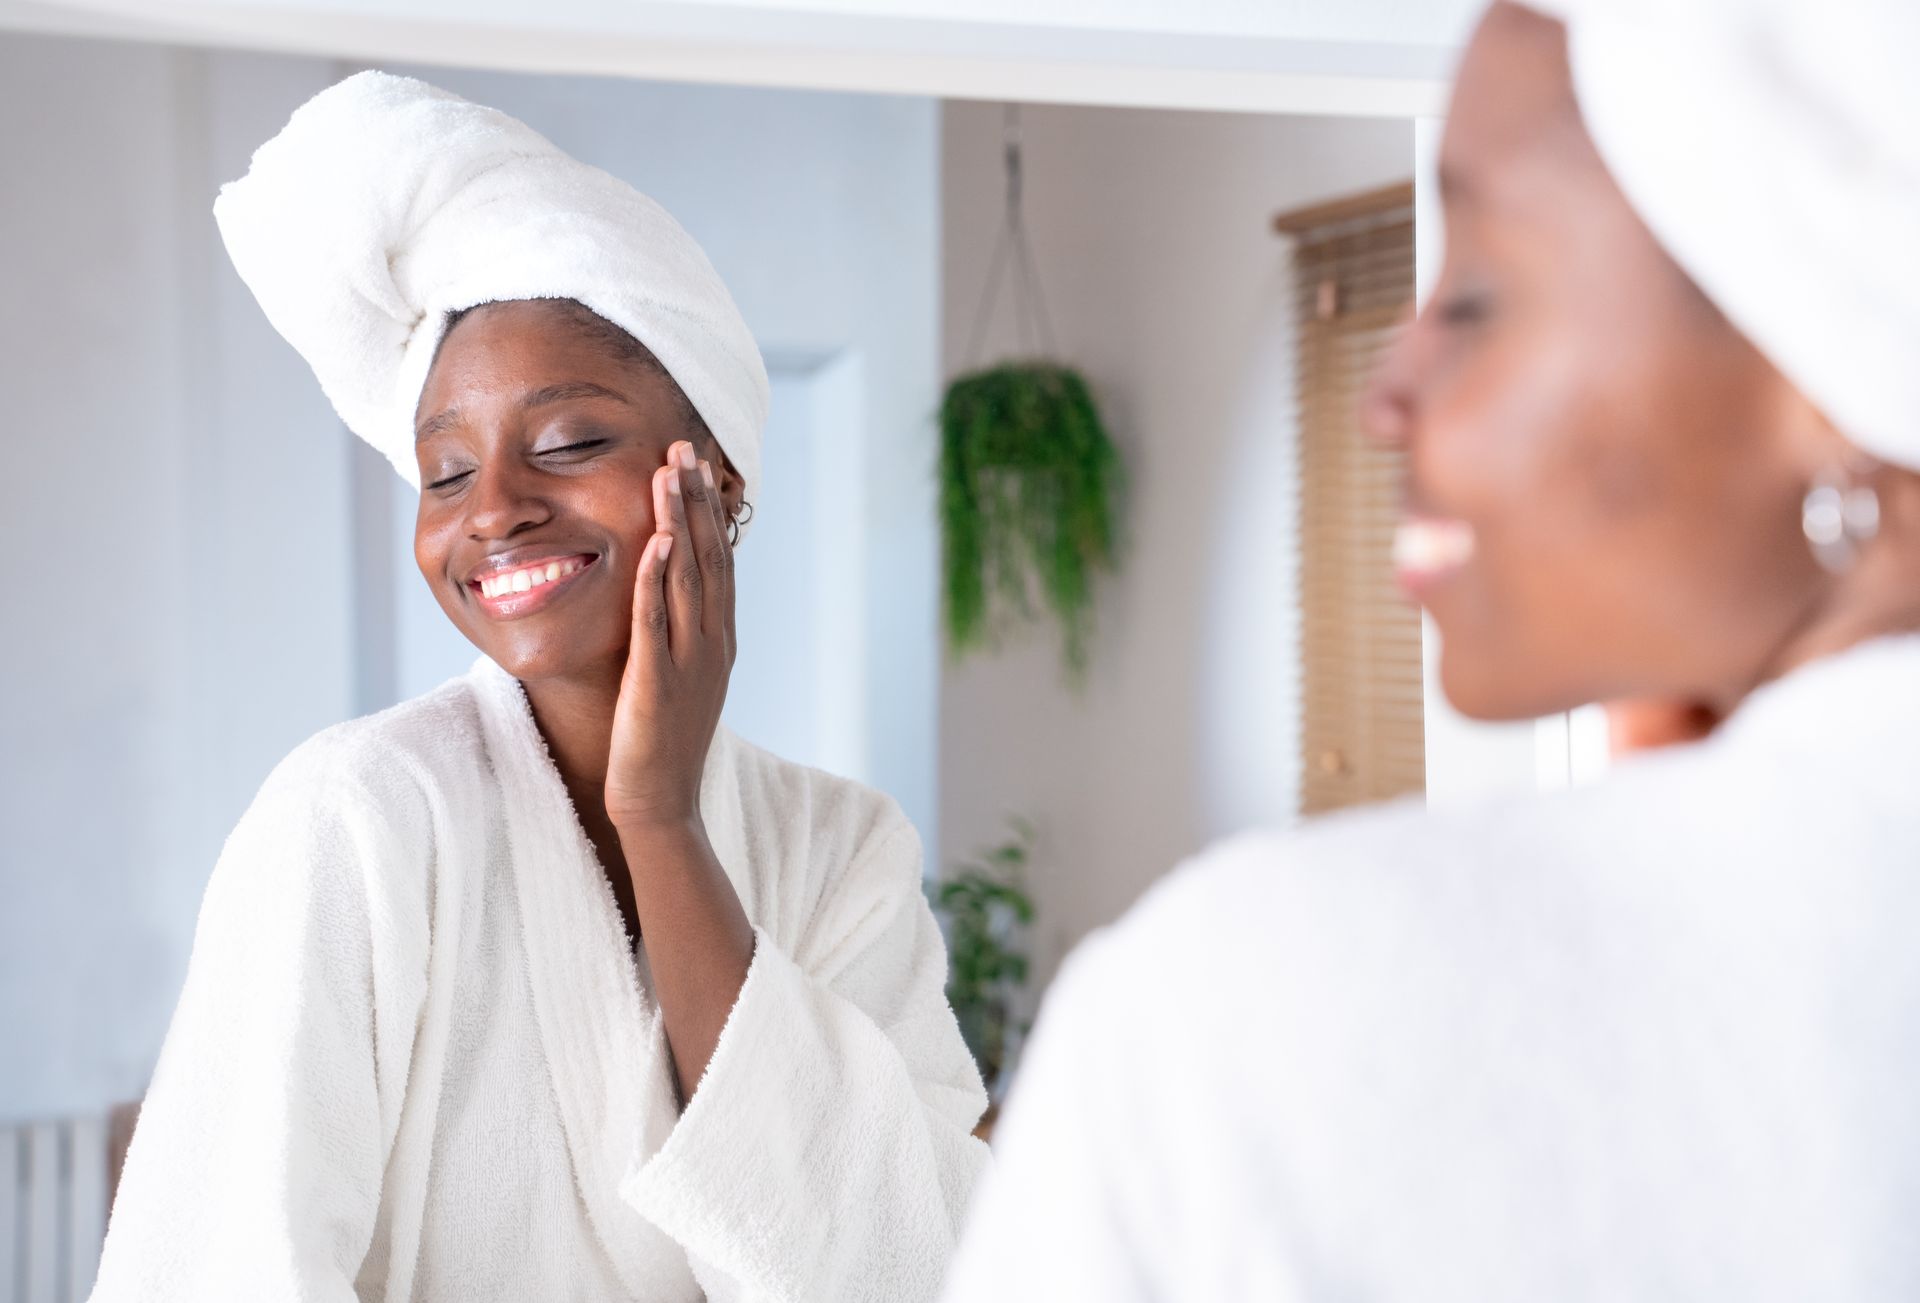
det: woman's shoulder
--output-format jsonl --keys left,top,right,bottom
{"left": 253, "top": 666, "right": 487, "bottom": 825}
{"left": 197, "top": 675, "right": 489, "bottom": 945}
{"left": 1090, "top": 718, "right": 1858, "bottom": 1019}
{"left": 1122, "top": 750, "right": 1695, "bottom": 951}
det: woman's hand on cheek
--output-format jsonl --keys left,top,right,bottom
{"left": 604, "top": 439, "right": 755, "bottom": 1102}
{"left": 605, "top": 438, "right": 737, "bottom": 833}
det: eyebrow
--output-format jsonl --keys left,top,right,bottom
{"left": 414, "top": 380, "right": 636, "bottom": 443}
{"left": 415, "top": 406, "right": 464, "bottom": 443}
{"left": 522, "top": 380, "right": 635, "bottom": 411}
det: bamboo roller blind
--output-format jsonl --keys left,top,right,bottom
{"left": 1281, "top": 183, "right": 1425, "bottom": 816}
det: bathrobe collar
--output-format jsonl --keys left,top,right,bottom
{"left": 466, "top": 650, "right": 718, "bottom": 1294}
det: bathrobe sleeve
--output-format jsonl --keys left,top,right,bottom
{"left": 90, "top": 743, "right": 427, "bottom": 1302}
{"left": 619, "top": 801, "right": 993, "bottom": 1303}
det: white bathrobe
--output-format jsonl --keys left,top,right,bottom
{"left": 90, "top": 652, "right": 990, "bottom": 1302}
{"left": 941, "top": 632, "right": 1920, "bottom": 1302}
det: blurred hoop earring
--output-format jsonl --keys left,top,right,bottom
{"left": 727, "top": 500, "right": 754, "bottom": 547}
{"left": 1801, "top": 460, "right": 1881, "bottom": 574}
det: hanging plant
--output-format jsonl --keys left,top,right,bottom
{"left": 941, "top": 106, "right": 1125, "bottom": 682}
{"left": 941, "top": 364, "right": 1121, "bottom": 677}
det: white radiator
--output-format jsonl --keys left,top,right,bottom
{"left": 2, "top": 1116, "right": 108, "bottom": 1303}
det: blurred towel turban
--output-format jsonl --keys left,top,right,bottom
{"left": 1518, "top": 0, "right": 1920, "bottom": 471}
{"left": 213, "top": 70, "right": 770, "bottom": 521}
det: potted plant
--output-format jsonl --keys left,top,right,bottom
{"left": 928, "top": 817, "right": 1037, "bottom": 1103}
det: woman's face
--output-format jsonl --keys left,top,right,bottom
{"left": 412, "top": 298, "right": 741, "bottom": 683}
{"left": 1364, "top": 2, "right": 1836, "bottom": 721}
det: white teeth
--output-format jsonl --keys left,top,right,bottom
{"left": 478, "top": 557, "right": 585, "bottom": 600}
{"left": 1394, "top": 518, "right": 1476, "bottom": 573}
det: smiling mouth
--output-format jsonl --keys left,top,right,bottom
{"left": 466, "top": 553, "right": 599, "bottom": 618}
{"left": 1393, "top": 517, "right": 1475, "bottom": 592}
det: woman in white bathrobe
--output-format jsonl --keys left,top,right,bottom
{"left": 941, "top": 1, "right": 1920, "bottom": 1300}
{"left": 91, "top": 74, "right": 988, "bottom": 1303}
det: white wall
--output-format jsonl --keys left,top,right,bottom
{"left": 939, "top": 101, "right": 1412, "bottom": 987}
{"left": 13, "top": 0, "right": 1483, "bottom": 45}
{"left": 0, "top": 31, "right": 943, "bottom": 1125}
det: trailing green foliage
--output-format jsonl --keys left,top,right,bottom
{"left": 927, "top": 817, "right": 1037, "bottom": 1093}
{"left": 940, "top": 362, "right": 1124, "bottom": 679}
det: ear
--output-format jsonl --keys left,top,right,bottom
{"left": 707, "top": 440, "right": 748, "bottom": 519}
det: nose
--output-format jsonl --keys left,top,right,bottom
{"left": 464, "top": 455, "right": 551, "bottom": 541}
{"left": 1359, "top": 301, "right": 1421, "bottom": 455}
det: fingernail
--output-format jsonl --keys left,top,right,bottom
{"left": 677, "top": 443, "right": 697, "bottom": 470}
{"left": 667, "top": 471, "right": 682, "bottom": 497}
{"left": 700, "top": 460, "right": 714, "bottom": 489}
{"left": 656, "top": 534, "right": 674, "bottom": 561}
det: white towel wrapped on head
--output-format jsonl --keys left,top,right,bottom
{"left": 213, "top": 69, "right": 769, "bottom": 522}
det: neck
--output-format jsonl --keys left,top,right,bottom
{"left": 1731, "top": 541, "right": 1920, "bottom": 718}
{"left": 520, "top": 661, "right": 624, "bottom": 815}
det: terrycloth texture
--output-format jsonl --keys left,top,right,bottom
{"left": 1516, "top": 0, "right": 1920, "bottom": 471}
{"left": 90, "top": 653, "right": 989, "bottom": 1302}
{"left": 212, "top": 70, "right": 770, "bottom": 524}
{"left": 942, "top": 632, "right": 1920, "bottom": 1302}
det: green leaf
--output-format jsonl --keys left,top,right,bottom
{"left": 940, "top": 362, "right": 1126, "bottom": 685}
{"left": 929, "top": 815, "right": 1042, "bottom": 1083}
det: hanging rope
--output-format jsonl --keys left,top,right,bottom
{"left": 961, "top": 104, "right": 1059, "bottom": 370}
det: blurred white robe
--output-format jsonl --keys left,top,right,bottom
{"left": 92, "top": 652, "right": 989, "bottom": 1303}
{"left": 941, "top": 632, "right": 1920, "bottom": 1302}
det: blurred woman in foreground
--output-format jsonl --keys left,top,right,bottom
{"left": 941, "top": 0, "right": 1920, "bottom": 1298}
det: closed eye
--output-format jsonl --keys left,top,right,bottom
{"left": 427, "top": 441, "right": 606, "bottom": 491}
{"left": 1437, "top": 292, "right": 1491, "bottom": 327}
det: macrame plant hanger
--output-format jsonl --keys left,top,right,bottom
{"left": 940, "top": 104, "right": 1121, "bottom": 683}
{"left": 961, "top": 105, "right": 1059, "bottom": 371}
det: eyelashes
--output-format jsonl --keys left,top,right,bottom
{"left": 425, "top": 440, "right": 609, "bottom": 492}
{"left": 1437, "top": 292, "right": 1492, "bottom": 327}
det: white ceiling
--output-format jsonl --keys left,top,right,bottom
{"left": 0, "top": 0, "right": 1481, "bottom": 115}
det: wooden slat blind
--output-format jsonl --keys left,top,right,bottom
{"left": 1285, "top": 185, "right": 1425, "bottom": 815}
